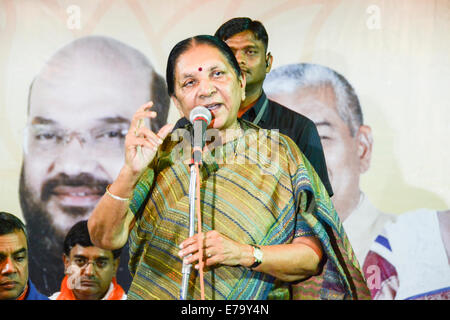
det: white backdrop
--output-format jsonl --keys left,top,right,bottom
{"left": 1, "top": 0, "right": 449, "bottom": 222}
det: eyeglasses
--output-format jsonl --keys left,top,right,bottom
{"left": 23, "top": 123, "right": 129, "bottom": 156}
{"left": 71, "top": 257, "right": 111, "bottom": 270}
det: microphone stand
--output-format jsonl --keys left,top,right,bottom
{"left": 180, "top": 107, "right": 210, "bottom": 300}
{"left": 180, "top": 162, "right": 198, "bottom": 300}
{"left": 180, "top": 118, "right": 205, "bottom": 300}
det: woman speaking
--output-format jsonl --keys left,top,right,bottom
{"left": 88, "top": 35, "right": 370, "bottom": 300}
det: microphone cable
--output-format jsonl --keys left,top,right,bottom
{"left": 195, "top": 162, "right": 205, "bottom": 300}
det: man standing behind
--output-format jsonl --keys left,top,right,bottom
{"left": 173, "top": 17, "right": 332, "bottom": 196}
{"left": 0, "top": 211, "right": 48, "bottom": 300}
{"left": 49, "top": 220, "right": 125, "bottom": 300}
{"left": 20, "top": 35, "right": 170, "bottom": 294}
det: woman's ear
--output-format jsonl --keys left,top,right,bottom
{"left": 171, "top": 95, "right": 185, "bottom": 118}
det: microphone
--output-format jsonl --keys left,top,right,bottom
{"left": 180, "top": 106, "right": 211, "bottom": 300}
{"left": 189, "top": 106, "right": 212, "bottom": 164}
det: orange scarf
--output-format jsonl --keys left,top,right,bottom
{"left": 56, "top": 275, "right": 125, "bottom": 300}
{"left": 16, "top": 284, "right": 28, "bottom": 300}
{"left": 237, "top": 99, "right": 258, "bottom": 118}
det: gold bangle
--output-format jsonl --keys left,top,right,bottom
{"left": 105, "top": 184, "right": 130, "bottom": 202}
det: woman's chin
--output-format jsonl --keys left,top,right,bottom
{"left": 208, "top": 119, "right": 223, "bottom": 130}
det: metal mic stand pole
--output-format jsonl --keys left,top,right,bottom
{"left": 180, "top": 116, "right": 208, "bottom": 300}
{"left": 180, "top": 162, "right": 198, "bottom": 300}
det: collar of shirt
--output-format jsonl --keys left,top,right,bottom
{"left": 240, "top": 91, "right": 269, "bottom": 125}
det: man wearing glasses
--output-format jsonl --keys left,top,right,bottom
{"left": 19, "top": 35, "right": 170, "bottom": 295}
{"left": 49, "top": 220, "right": 126, "bottom": 300}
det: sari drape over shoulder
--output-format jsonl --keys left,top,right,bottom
{"left": 126, "top": 120, "right": 370, "bottom": 300}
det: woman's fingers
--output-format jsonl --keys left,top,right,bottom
{"left": 134, "top": 137, "right": 158, "bottom": 151}
{"left": 131, "top": 111, "right": 157, "bottom": 131}
{"left": 125, "top": 101, "right": 174, "bottom": 155}
{"left": 179, "top": 231, "right": 237, "bottom": 267}
{"left": 138, "top": 101, "right": 154, "bottom": 113}
{"left": 181, "top": 249, "right": 218, "bottom": 267}
{"left": 123, "top": 101, "right": 176, "bottom": 177}
{"left": 157, "top": 123, "right": 175, "bottom": 141}
{"left": 130, "top": 101, "right": 156, "bottom": 129}
{"left": 179, "top": 231, "right": 210, "bottom": 251}
{"left": 129, "top": 105, "right": 174, "bottom": 147}
{"left": 134, "top": 127, "right": 163, "bottom": 145}
{"left": 126, "top": 129, "right": 159, "bottom": 148}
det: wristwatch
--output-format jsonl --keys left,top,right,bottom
{"left": 249, "top": 245, "right": 263, "bottom": 269}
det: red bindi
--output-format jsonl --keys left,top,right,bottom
{"left": 198, "top": 67, "right": 202, "bottom": 71}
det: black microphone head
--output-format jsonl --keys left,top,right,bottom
{"left": 189, "top": 106, "right": 212, "bottom": 126}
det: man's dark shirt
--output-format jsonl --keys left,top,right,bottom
{"left": 241, "top": 91, "right": 333, "bottom": 197}
{"left": 173, "top": 91, "right": 333, "bottom": 197}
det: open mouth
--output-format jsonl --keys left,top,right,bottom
{"left": 205, "top": 103, "right": 222, "bottom": 112}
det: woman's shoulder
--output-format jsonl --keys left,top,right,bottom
{"left": 240, "top": 119, "right": 300, "bottom": 151}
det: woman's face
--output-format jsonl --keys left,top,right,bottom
{"left": 171, "top": 43, "right": 246, "bottom": 130}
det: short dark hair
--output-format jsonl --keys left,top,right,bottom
{"left": 0, "top": 212, "right": 27, "bottom": 239}
{"left": 63, "top": 220, "right": 122, "bottom": 259}
{"left": 214, "top": 17, "right": 269, "bottom": 52}
{"left": 166, "top": 35, "right": 241, "bottom": 97}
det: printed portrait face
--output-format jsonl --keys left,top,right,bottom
{"left": 269, "top": 84, "right": 371, "bottom": 217}
{"left": 19, "top": 37, "right": 169, "bottom": 294}
{"left": 21, "top": 56, "right": 150, "bottom": 239}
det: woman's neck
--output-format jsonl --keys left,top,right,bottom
{"left": 206, "top": 120, "right": 242, "bottom": 148}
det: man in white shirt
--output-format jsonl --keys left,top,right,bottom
{"left": 265, "top": 63, "right": 450, "bottom": 300}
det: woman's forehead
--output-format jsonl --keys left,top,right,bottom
{"left": 175, "top": 44, "right": 230, "bottom": 75}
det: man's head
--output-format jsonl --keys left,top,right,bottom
{"left": 0, "top": 212, "right": 28, "bottom": 300}
{"left": 264, "top": 63, "right": 373, "bottom": 219}
{"left": 215, "top": 18, "right": 272, "bottom": 97}
{"left": 20, "top": 36, "right": 169, "bottom": 240}
{"left": 63, "top": 220, "right": 120, "bottom": 300}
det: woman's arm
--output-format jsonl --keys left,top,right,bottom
{"left": 178, "top": 231, "right": 322, "bottom": 282}
{"left": 88, "top": 101, "right": 174, "bottom": 250}
{"left": 87, "top": 166, "right": 140, "bottom": 250}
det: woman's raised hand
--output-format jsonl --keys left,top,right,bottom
{"left": 124, "top": 101, "right": 174, "bottom": 175}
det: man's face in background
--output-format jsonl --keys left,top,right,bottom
{"left": 224, "top": 30, "right": 271, "bottom": 92}
{"left": 18, "top": 37, "right": 169, "bottom": 295}
{"left": 20, "top": 52, "right": 152, "bottom": 239}
{"left": 63, "top": 245, "right": 118, "bottom": 300}
{"left": 0, "top": 230, "right": 28, "bottom": 300}
{"left": 268, "top": 84, "right": 369, "bottom": 218}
